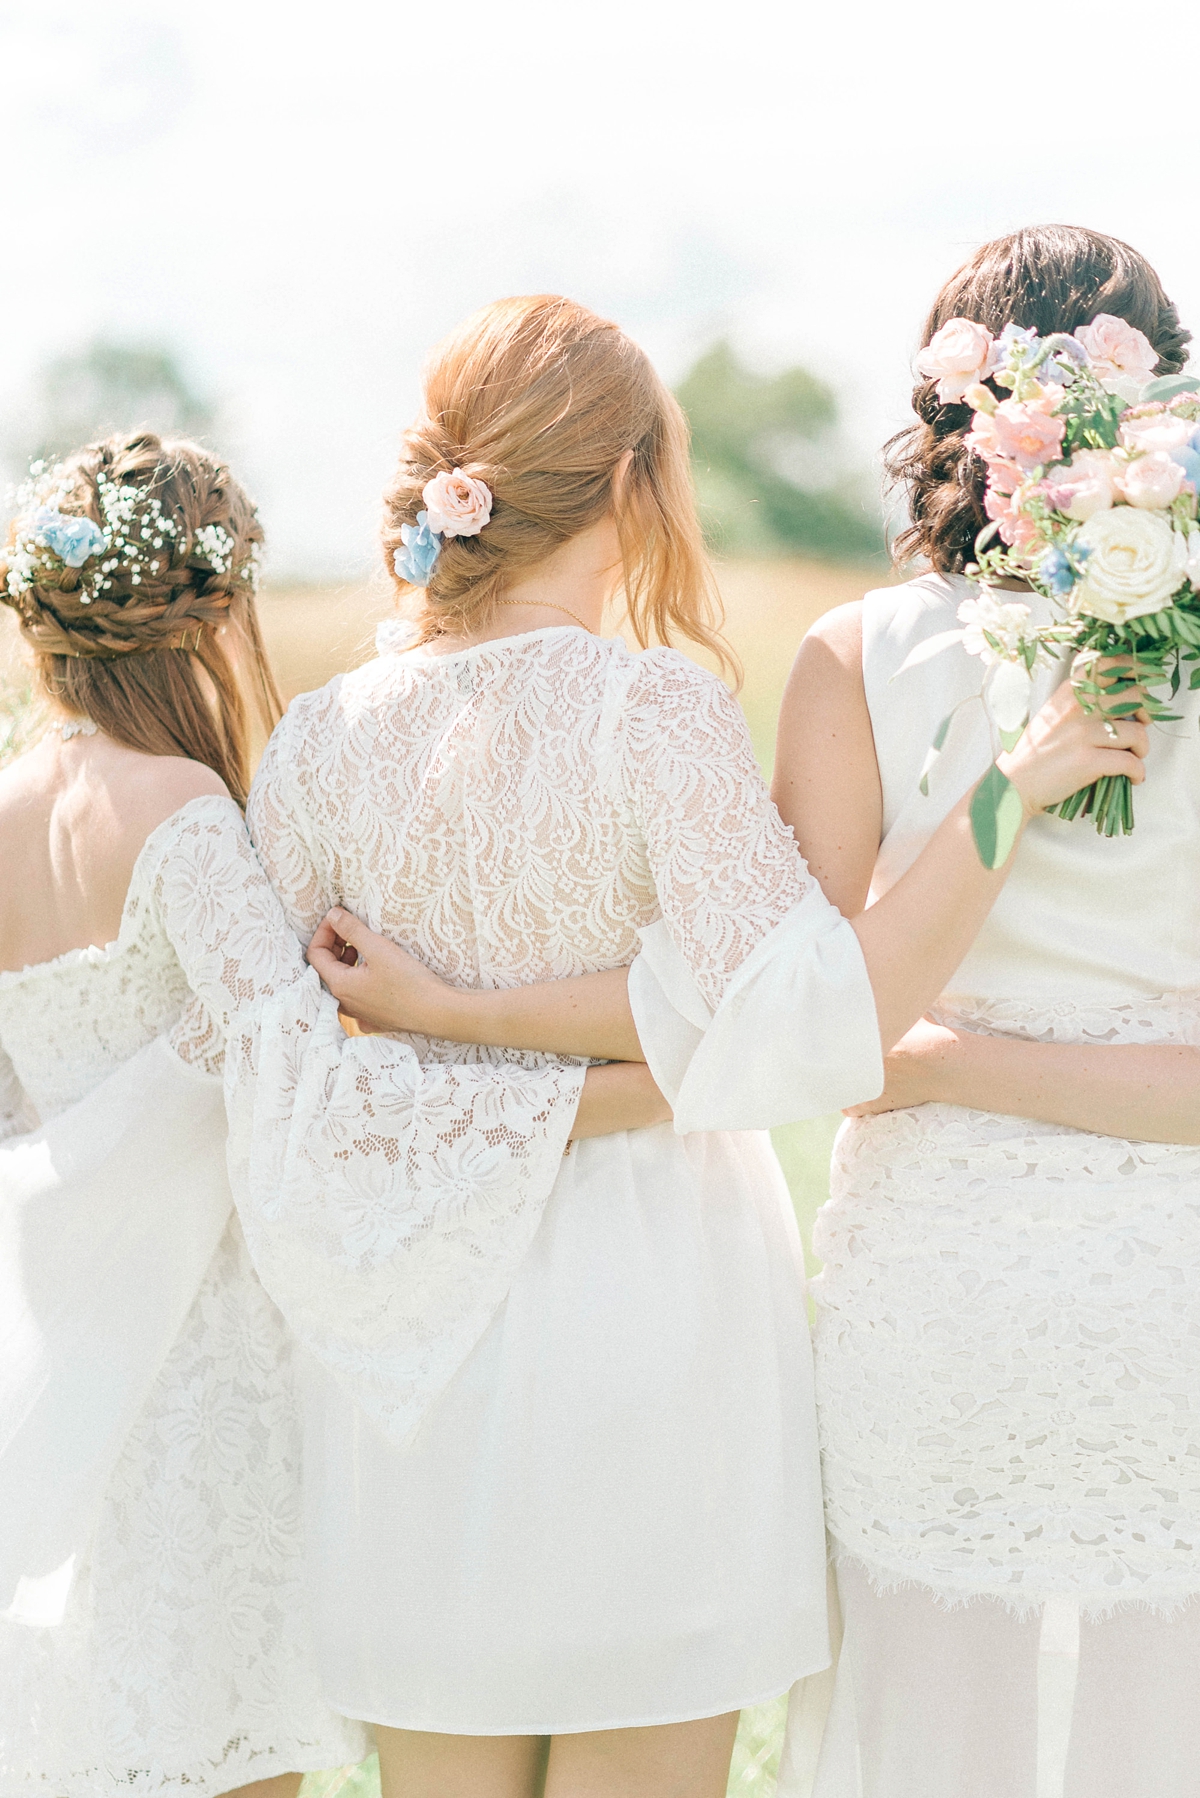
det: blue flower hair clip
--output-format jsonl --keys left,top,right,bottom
{"left": 393, "top": 510, "right": 442, "bottom": 587}
{"left": 392, "top": 472, "right": 494, "bottom": 587}
{"left": 30, "top": 507, "right": 107, "bottom": 568}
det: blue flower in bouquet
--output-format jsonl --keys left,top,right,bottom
{"left": 995, "top": 323, "right": 1040, "bottom": 366}
{"left": 393, "top": 511, "right": 442, "bottom": 586}
{"left": 1171, "top": 444, "right": 1200, "bottom": 491}
{"left": 1039, "top": 545, "right": 1082, "bottom": 596}
{"left": 30, "top": 507, "right": 106, "bottom": 567}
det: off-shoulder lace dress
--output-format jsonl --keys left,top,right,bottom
{"left": 777, "top": 575, "right": 1200, "bottom": 1798}
{"left": 0, "top": 806, "right": 367, "bottom": 1797}
{"left": 232, "top": 626, "right": 883, "bottom": 1734}
{"left": 0, "top": 776, "right": 593, "bottom": 1794}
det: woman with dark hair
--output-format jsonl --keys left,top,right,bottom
{"left": 762, "top": 223, "right": 1200, "bottom": 1797}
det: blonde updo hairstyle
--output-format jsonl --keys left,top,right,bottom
{"left": 1, "top": 433, "right": 282, "bottom": 807}
{"left": 382, "top": 294, "right": 734, "bottom": 673}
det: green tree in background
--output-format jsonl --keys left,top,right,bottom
{"left": 9, "top": 341, "right": 214, "bottom": 477}
{"left": 676, "top": 340, "right": 884, "bottom": 563}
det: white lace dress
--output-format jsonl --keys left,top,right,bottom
{"left": 0, "top": 783, "right": 598, "bottom": 1793}
{"left": 776, "top": 574, "right": 1200, "bottom": 1798}
{"left": 227, "top": 625, "right": 884, "bottom": 1735}
{"left": 0, "top": 810, "right": 368, "bottom": 1796}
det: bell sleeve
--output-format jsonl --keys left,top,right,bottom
{"left": 617, "top": 652, "right": 883, "bottom": 1133}
{"left": 149, "top": 787, "right": 584, "bottom": 1447}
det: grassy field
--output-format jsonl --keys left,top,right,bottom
{"left": 0, "top": 554, "right": 881, "bottom": 1796}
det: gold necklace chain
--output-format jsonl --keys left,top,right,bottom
{"left": 494, "top": 598, "right": 591, "bottom": 632}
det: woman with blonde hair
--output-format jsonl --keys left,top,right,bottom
{"left": 0, "top": 432, "right": 648, "bottom": 1798}
{"left": 290, "top": 293, "right": 1137, "bottom": 1798}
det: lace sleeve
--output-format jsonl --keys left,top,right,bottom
{"left": 0, "top": 1042, "right": 34, "bottom": 1140}
{"left": 146, "top": 795, "right": 584, "bottom": 1445}
{"left": 619, "top": 652, "right": 813, "bottom": 1009}
{"left": 245, "top": 703, "right": 332, "bottom": 939}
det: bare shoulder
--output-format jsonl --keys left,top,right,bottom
{"left": 772, "top": 600, "right": 881, "bottom": 912}
{"left": 119, "top": 751, "right": 229, "bottom": 822}
{"left": 784, "top": 600, "right": 864, "bottom": 694}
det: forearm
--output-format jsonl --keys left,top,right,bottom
{"left": 570, "top": 1062, "right": 671, "bottom": 1138}
{"left": 434, "top": 968, "right": 645, "bottom": 1062}
{"left": 937, "top": 1030, "right": 1200, "bottom": 1144}
{"left": 853, "top": 791, "right": 1019, "bottom": 1053}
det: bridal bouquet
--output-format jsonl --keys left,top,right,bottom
{"left": 909, "top": 312, "right": 1200, "bottom": 862}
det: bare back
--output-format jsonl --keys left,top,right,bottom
{"left": 0, "top": 729, "right": 227, "bottom": 974}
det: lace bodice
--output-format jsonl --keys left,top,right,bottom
{"left": 0, "top": 810, "right": 204, "bottom": 1131}
{"left": 248, "top": 628, "right": 810, "bottom": 1022}
{"left": 218, "top": 629, "right": 812, "bottom": 1439}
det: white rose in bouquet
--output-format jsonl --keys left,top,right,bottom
{"left": 1071, "top": 507, "right": 1188, "bottom": 623}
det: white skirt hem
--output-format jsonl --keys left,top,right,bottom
{"left": 831, "top": 1543, "right": 1200, "bottom": 1626}
{"left": 327, "top": 1659, "right": 830, "bottom": 1739}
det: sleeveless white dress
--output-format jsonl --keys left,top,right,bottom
{"left": 0, "top": 809, "right": 368, "bottom": 1796}
{"left": 230, "top": 625, "right": 885, "bottom": 1734}
{"left": 782, "top": 574, "right": 1200, "bottom": 1798}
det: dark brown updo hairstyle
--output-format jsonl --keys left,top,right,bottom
{"left": 887, "top": 225, "right": 1192, "bottom": 573}
{"left": 0, "top": 433, "right": 282, "bottom": 806}
{"left": 381, "top": 293, "right": 734, "bottom": 674}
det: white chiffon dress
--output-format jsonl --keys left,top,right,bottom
{"left": 222, "top": 624, "right": 885, "bottom": 1735}
{"left": 775, "top": 574, "right": 1200, "bottom": 1798}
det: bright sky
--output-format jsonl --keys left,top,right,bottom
{"left": 2, "top": 0, "right": 1198, "bottom": 575}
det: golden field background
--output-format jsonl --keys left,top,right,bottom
{"left": 255, "top": 555, "right": 881, "bottom": 768}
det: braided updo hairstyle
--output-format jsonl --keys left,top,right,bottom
{"left": 1, "top": 433, "right": 282, "bottom": 806}
{"left": 382, "top": 294, "right": 733, "bottom": 672}
{"left": 887, "top": 225, "right": 1192, "bottom": 573}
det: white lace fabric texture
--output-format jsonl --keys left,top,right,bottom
{"left": 0, "top": 814, "right": 367, "bottom": 1794}
{"left": 814, "top": 990, "right": 1200, "bottom": 1619}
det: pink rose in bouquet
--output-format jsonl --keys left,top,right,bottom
{"left": 983, "top": 483, "right": 1040, "bottom": 550}
{"left": 916, "top": 318, "right": 998, "bottom": 404}
{"left": 1073, "top": 314, "right": 1158, "bottom": 391}
{"left": 985, "top": 391, "right": 1067, "bottom": 472}
{"left": 1041, "top": 449, "right": 1117, "bottom": 521}
{"left": 1119, "top": 410, "right": 1193, "bottom": 455}
{"left": 1116, "top": 451, "right": 1186, "bottom": 510}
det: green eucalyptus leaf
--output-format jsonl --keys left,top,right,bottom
{"left": 998, "top": 726, "right": 1023, "bottom": 751}
{"left": 969, "top": 763, "right": 1025, "bottom": 870}
{"left": 917, "top": 710, "right": 957, "bottom": 797}
{"left": 1141, "top": 373, "right": 1200, "bottom": 402}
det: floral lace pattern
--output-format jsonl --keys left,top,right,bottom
{"left": 171, "top": 633, "right": 807, "bottom": 1443}
{"left": 814, "top": 992, "right": 1200, "bottom": 1617}
{"left": 250, "top": 631, "right": 809, "bottom": 1016}
{"left": 144, "top": 797, "right": 588, "bottom": 1444}
{"left": 0, "top": 1223, "right": 367, "bottom": 1794}
{"left": 0, "top": 813, "right": 366, "bottom": 1796}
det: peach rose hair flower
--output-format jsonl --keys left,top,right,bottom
{"left": 915, "top": 317, "right": 1000, "bottom": 404}
{"left": 422, "top": 469, "right": 493, "bottom": 538}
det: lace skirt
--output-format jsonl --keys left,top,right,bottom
{"left": 0, "top": 1218, "right": 367, "bottom": 1797}
{"left": 813, "top": 1003, "right": 1200, "bottom": 1615}
{"left": 778, "top": 994, "right": 1200, "bottom": 1798}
